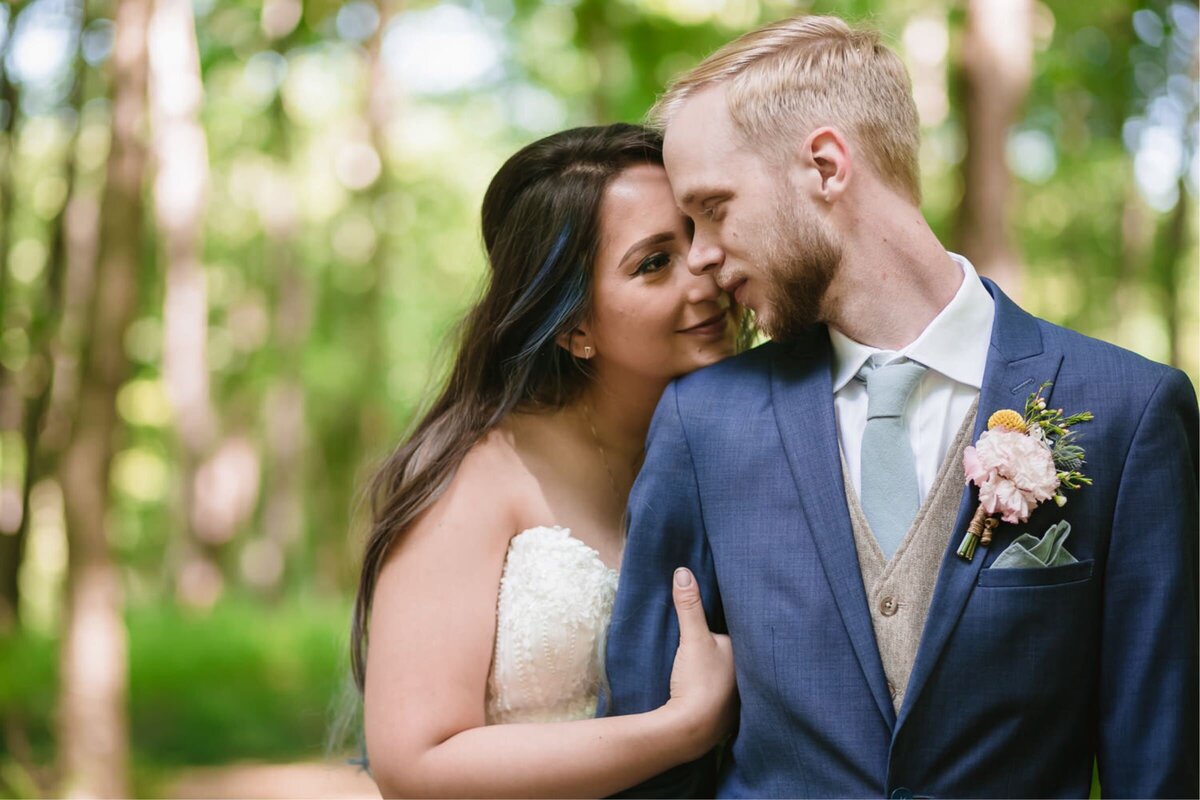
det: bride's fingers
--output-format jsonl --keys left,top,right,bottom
{"left": 672, "top": 567, "right": 711, "bottom": 644}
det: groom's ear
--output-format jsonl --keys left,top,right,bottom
{"left": 799, "top": 126, "right": 852, "bottom": 204}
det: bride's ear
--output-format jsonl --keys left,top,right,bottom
{"left": 556, "top": 327, "right": 596, "bottom": 360}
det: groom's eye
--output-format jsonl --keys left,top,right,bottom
{"left": 703, "top": 203, "right": 722, "bottom": 221}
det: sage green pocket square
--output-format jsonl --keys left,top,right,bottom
{"left": 991, "top": 520, "right": 1077, "bottom": 569}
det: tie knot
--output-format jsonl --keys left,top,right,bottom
{"left": 859, "top": 360, "right": 926, "bottom": 419}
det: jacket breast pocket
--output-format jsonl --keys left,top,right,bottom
{"left": 959, "top": 558, "right": 1099, "bottom": 709}
{"left": 977, "top": 558, "right": 1095, "bottom": 588}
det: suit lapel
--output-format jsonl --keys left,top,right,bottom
{"left": 895, "top": 279, "right": 1063, "bottom": 730}
{"left": 771, "top": 331, "right": 897, "bottom": 729}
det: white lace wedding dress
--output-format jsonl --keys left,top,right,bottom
{"left": 485, "top": 526, "right": 620, "bottom": 724}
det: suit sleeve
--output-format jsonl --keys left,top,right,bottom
{"left": 600, "top": 381, "right": 726, "bottom": 799}
{"left": 1098, "top": 368, "right": 1199, "bottom": 797}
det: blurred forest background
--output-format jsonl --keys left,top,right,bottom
{"left": 0, "top": 0, "right": 1195, "bottom": 797}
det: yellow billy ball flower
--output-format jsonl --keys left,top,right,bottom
{"left": 987, "top": 409, "right": 1027, "bottom": 433}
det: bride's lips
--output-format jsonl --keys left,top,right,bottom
{"left": 678, "top": 308, "right": 728, "bottom": 337}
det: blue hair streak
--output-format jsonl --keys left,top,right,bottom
{"left": 500, "top": 223, "right": 586, "bottom": 366}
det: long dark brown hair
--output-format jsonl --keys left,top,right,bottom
{"left": 350, "top": 124, "right": 674, "bottom": 692}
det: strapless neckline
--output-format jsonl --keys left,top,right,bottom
{"left": 510, "top": 525, "right": 620, "bottom": 573}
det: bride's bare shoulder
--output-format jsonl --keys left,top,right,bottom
{"left": 432, "top": 417, "right": 543, "bottom": 529}
{"left": 457, "top": 423, "right": 529, "bottom": 492}
{"left": 386, "top": 412, "right": 564, "bottom": 564}
{"left": 463, "top": 411, "right": 571, "bottom": 516}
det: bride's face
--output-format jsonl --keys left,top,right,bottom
{"left": 581, "top": 164, "right": 736, "bottom": 383}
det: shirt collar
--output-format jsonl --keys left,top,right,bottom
{"left": 829, "top": 253, "right": 995, "bottom": 392}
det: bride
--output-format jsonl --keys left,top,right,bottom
{"left": 353, "top": 123, "right": 744, "bottom": 798}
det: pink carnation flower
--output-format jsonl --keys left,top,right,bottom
{"left": 962, "top": 428, "right": 1059, "bottom": 524}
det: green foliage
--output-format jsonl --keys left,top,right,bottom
{"left": 128, "top": 597, "right": 353, "bottom": 765}
{"left": 0, "top": 597, "right": 354, "bottom": 768}
{"left": 0, "top": 0, "right": 1195, "bottom": 787}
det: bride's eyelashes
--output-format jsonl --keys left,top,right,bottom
{"left": 633, "top": 251, "right": 672, "bottom": 277}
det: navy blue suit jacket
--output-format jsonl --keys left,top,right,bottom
{"left": 602, "top": 280, "right": 1199, "bottom": 798}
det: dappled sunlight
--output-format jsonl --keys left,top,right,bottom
{"left": 112, "top": 447, "right": 170, "bottom": 505}
{"left": 192, "top": 436, "right": 261, "bottom": 546}
{"left": 0, "top": 0, "right": 1195, "bottom": 796}
{"left": 260, "top": 0, "right": 302, "bottom": 41}
{"left": 384, "top": 3, "right": 504, "bottom": 96}
{"left": 116, "top": 378, "right": 173, "bottom": 428}
{"left": 632, "top": 0, "right": 763, "bottom": 29}
{"left": 17, "top": 480, "right": 66, "bottom": 635}
{"left": 334, "top": 140, "right": 382, "bottom": 192}
{"left": 904, "top": 15, "right": 950, "bottom": 127}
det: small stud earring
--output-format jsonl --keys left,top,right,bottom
{"left": 583, "top": 346, "right": 593, "bottom": 358}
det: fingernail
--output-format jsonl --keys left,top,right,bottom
{"left": 674, "top": 568, "right": 692, "bottom": 587}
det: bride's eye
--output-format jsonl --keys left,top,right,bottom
{"left": 634, "top": 252, "right": 671, "bottom": 276}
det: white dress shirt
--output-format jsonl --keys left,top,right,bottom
{"left": 831, "top": 253, "right": 995, "bottom": 504}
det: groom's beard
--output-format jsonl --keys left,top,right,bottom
{"left": 757, "top": 201, "right": 842, "bottom": 342}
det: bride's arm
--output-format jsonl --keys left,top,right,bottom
{"left": 363, "top": 445, "right": 732, "bottom": 799}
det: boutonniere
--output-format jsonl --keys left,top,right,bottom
{"left": 956, "top": 382, "right": 1094, "bottom": 561}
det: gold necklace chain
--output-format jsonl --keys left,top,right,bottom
{"left": 583, "top": 398, "right": 624, "bottom": 509}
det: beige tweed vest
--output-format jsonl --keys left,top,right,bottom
{"left": 842, "top": 399, "right": 978, "bottom": 713}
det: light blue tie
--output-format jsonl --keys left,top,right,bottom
{"left": 859, "top": 359, "right": 927, "bottom": 560}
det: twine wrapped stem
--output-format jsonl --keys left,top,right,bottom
{"left": 956, "top": 504, "right": 998, "bottom": 562}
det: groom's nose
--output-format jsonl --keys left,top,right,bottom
{"left": 684, "top": 269, "right": 722, "bottom": 303}
{"left": 686, "top": 230, "right": 723, "bottom": 276}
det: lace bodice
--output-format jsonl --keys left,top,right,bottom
{"left": 485, "top": 526, "right": 619, "bottom": 724}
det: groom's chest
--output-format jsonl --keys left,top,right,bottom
{"left": 690, "top": 418, "right": 841, "bottom": 628}
{"left": 689, "top": 400, "right": 1115, "bottom": 653}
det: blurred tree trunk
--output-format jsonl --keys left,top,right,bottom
{"left": 0, "top": 0, "right": 23, "bottom": 328}
{"left": 310, "top": 0, "right": 397, "bottom": 589}
{"left": 361, "top": 0, "right": 397, "bottom": 401}
{"left": 149, "top": 0, "right": 222, "bottom": 608}
{"left": 56, "top": 0, "right": 151, "bottom": 795}
{"left": 1152, "top": 179, "right": 1189, "bottom": 369}
{"left": 40, "top": 191, "right": 105, "bottom": 483}
{"left": 255, "top": 10, "right": 308, "bottom": 597}
{"left": 0, "top": 0, "right": 89, "bottom": 632}
{"left": 954, "top": 0, "right": 1033, "bottom": 299}
{"left": 0, "top": 0, "right": 28, "bottom": 629}
{"left": 1117, "top": 174, "right": 1152, "bottom": 337}
{"left": 259, "top": 252, "right": 306, "bottom": 597}
{"left": 577, "top": 0, "right": 612, "bottom": 123}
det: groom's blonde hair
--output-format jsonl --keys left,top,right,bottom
{"left": 650, "top": 15, "right": 921, "bottom": 204}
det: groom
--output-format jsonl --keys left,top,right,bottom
{"left": 603, "top": 14, "right": 1198, "bottom": 799}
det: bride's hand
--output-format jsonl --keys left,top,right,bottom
{"left": 663, "top": 567, "right": 737, "bottom": 760}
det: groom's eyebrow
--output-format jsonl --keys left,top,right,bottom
{"left": 679, "top": 188, "right": 725, "bottom": 209}
{"left": 619, "top": 232, "right": 675, "bottom": 267}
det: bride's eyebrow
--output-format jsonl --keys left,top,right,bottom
{"left": 618, "top": 232, "right": 675, "bottom": 269}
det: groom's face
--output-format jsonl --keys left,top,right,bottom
{"left": 663, "top": 85, "right": 842, "bottom": 340}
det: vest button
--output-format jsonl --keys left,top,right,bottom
{"left": 880, "top": 596, "right": 899, "bottom": 616}
{"left": 890, "top": 788, "right": 914, "bottom": 800}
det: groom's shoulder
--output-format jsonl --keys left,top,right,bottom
{"left": 1037, "top": 314, "right": 1167, "bottom": 377}
{"left": 672, "top": 339, "right": 781, "bottom": 403}
{"left": 1033, "top": 314, "right": 1194, "bottom": 405}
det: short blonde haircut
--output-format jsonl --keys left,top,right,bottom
{"left": 650, "top": 15, "right": 921, "bottom": 204}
